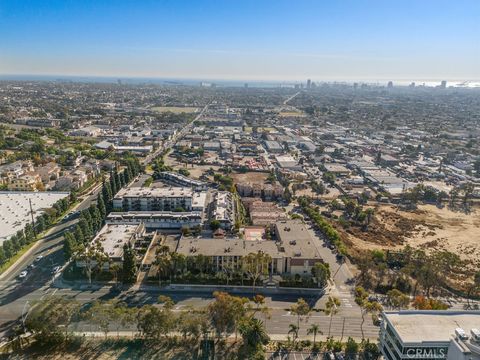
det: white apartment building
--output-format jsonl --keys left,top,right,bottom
{"left": 113, "top": 187, "right": 207, "bottom": 212}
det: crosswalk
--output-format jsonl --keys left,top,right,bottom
{"left": 337, "top": 285, "right": 353, "bottom": 309}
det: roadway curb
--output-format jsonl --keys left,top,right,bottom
{"left": 0, "top": 188, "right": 99, "bottom": 281}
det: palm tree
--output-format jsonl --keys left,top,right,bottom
{"left": 110, "top": 262, "right": 120, "bottom": 287}
{"left": 307, "top": 323, "right": 322, "bottom": 347}
{"left": 288, "top": 323, "right": 299, "bottom": 343}
{"left": 260, "top": 305, "right": 271, "bottom": 328}
{"left": 156, "top": 254, "right": 171, "bottom": 286}
{"left": 325, "top": 296, "right": 341, "bottom": 337}
{"left": 239, "top": 318, "right": 269, "bottom": 348}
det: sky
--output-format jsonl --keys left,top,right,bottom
{"left": 0, "top": 0, "right": 479, "bottom": 82}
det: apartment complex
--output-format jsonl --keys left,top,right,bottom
{"left": 158, "top": 171, "right": 208, "bottom": 190}
{"left": 211, "top": 191, "right": 235, "bottom": 230}
{"left": 113, "top": 187, "right": 207, "bottom": 212}
{"left": 107, "top": 211, "right": 203, "bottom": 230}
{"left": 169, "top": 220, "right": 323, "bottom": 276}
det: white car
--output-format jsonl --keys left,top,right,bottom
{"left": 19, "top": 271, "right": 28, "bottom": 279}
{"left": 52, "top": 266, "right": 62, "bottom": 274}
{"left": 35, "top": 255, "right": 43, "bottom": 262}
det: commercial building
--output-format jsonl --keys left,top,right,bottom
{"left": 76, "top": 223, "right": 146, "bottom": 269}
{"left": 264, "top": 140, "right": 284, "bottom": 154}
{"left": 113, "top": 187, "right": 207, "bottom": 212}
{"left": 380, "top": 311, "right": 480, "bottom": 360}
{"left": 275, "top": 155, "right": 302, "bottom": 171}
{"left": 323, "top": 163, "right": 351, "bottom": 177}
{"left": 158, "top": 171, "right": 208, "bottom": 190}
{"left": 107, "top": 211, "right": 203, "bottom": 230}
{"left": 0, "top": 191, "right": 70, "bottom": 244}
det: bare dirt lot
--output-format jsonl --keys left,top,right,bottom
{"left": 231, "top": 171, "right": 268, "bottom": 184}
{"left": 164, "top": 152, "right": 220, "bottom": 179}
{"left": 341, "top": 204, "right": 480, "bottom": 265}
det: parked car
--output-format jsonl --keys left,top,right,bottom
{"left": 325, "top": 352, "right": 335, "bottom": 360}
{"left": 19, "top": 271, "right": 28, "bottom": 279}
{"left": 51, "top": 266, "right": 62, "bottom": 274}
{"left": 35, "top": 255, "right": 43, "bottom": 262}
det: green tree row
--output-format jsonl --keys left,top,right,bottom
{"left": 0, "top": 195, "right": 74, "bottom": 267}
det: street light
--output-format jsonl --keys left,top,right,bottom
{"left": 21, "top": 300, "right": 31, "bottom": 332}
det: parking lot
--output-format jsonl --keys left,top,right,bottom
{"left": 266, "top": 351, "right": 327, "bottom": 360}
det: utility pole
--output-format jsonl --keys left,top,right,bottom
{"left": 29, "top": 198, "right": 37, "bottom": 238}
{"left": 21, "top": 300, "right": 31, "bottom": 332}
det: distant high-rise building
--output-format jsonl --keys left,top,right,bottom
{"left": 306, "top": 79, "right": 312, "bottom": 89}
{"left": 353, "top": 82, "right": 358, "bottom": 90}
{"left": 440, "top": 80, "right": 447, "bottom": 88}
{"left": 387, "top": 81, "right": 393, "bottom": 88}
{"left": 244, "top": 83, "right": 248, "bottom": 88}
{"left": 409, "top": 82, "right": 415, "bottom": 88}
{"left": 117, "top": 79, "right": 122, "bottom": 85}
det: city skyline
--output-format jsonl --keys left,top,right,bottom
{"left": 1, "top": 0, "right": 479, "bottom": 81}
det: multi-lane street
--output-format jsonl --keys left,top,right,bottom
{"left": 0, "top": 184, "right": 103, "bottom": 336}
{"left": 0, "top": 101, "right": 381, "bottom": 341}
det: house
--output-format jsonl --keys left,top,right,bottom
{"left": 7, "top": 173, "right": 42, "bottom": 191}
{"left": 36, "top": 162, "right": 61, "bottom": 183}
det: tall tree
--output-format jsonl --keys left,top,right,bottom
{"left": 386, "top": 289, "right": 410, "bottom": 310}
{"left": 73, "top": 224, "right": 85, "bottom": 245}
{"left": 307, "top": 323, "right": 322, "bottom": 348}
{"left": 290, "top": 298, "right": 311, "bottom": 336}
{"left": 75, "top": 240, "right": 107, "bottom": 284}
{"left": 208, "top": 291, "right": 247, "bottom": 339}
{"left": 355, "top": 287, "right": 382, "bottom": 339}
{"left": 63, "top": 231, "right": 78, "bottom": 260}
{"left": 242, "top": 251, "right": 271, "bottom": 290}
{"left": 122, "top": 243, "right": 137, "bottom": 284}
{"left": 288, "top": 323, "right": 299, "bottom": 343}
{"left": 325, "top": 296, "right": 341, "bottom": 337}
{"left": 311, "top": 262, "right": 330, "bottom": 288}
{"left": 97, "top": 193, "right": 107, "bottom": 220}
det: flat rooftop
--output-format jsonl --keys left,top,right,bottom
{"left": 192, "top": 191, "right": 208, "bottom": 209}
{"left": 175, "top": 236, "right": 283, "bottom": 259}
{"left": 384, "top": 311, "right": 480, "bottom": 343}
{"left": 275, "top": 220, "right": 321, "bottom": 259}
{"left": 93, "top": 223, "right": 141, "bottom": 259}
{"left": 115, "top": 187, "right": 194, "bottom": 198}
{"left": 0, "top": 191, "right": 70, "bottom": 244}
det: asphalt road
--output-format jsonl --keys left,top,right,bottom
{"left": 0, "top": 102, "right": 381, "bottom": 341}
{"left": 0, "top": 184, "right": 103, "bottom": 336}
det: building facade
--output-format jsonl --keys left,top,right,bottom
{"left": 380, "top": 311, "right": 480, "bottom": 360}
